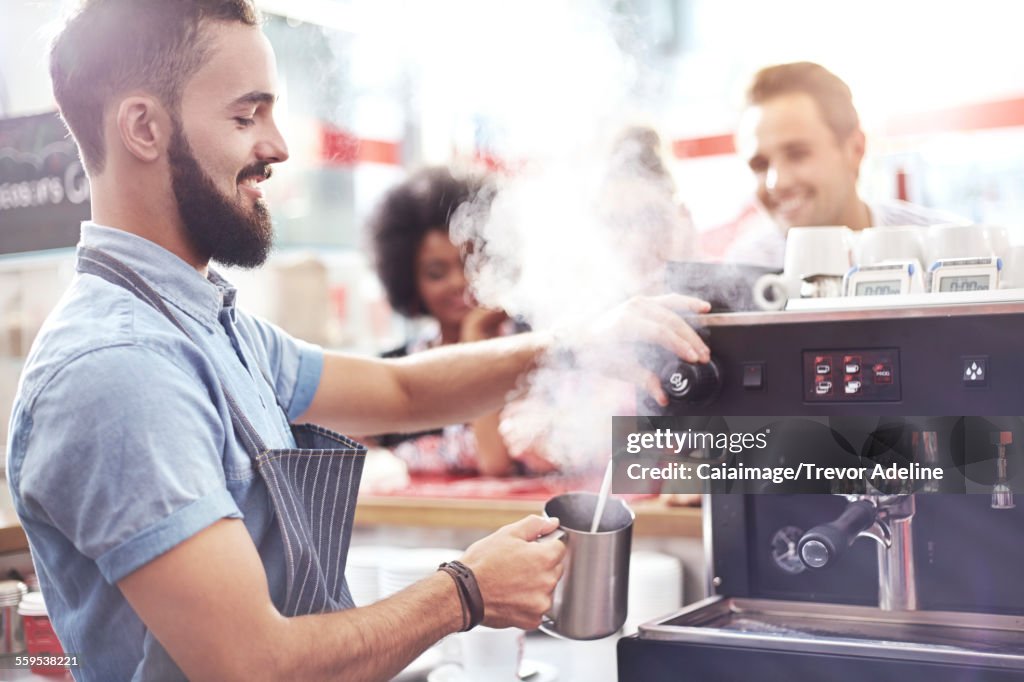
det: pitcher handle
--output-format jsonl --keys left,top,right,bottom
{"left": 536, "top": 528, "right": 568, "bottom": 638}
{"left": 537, "top": 528, "right": 566, "bottom": 544}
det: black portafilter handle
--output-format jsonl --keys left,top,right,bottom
{"left": 797, "top": 500, "right": 877, "bottom": 569}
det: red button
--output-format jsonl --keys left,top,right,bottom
{"left": 873, "top": 363, "right": 893, "bottom": 384}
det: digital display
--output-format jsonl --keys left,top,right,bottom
{"left": 939, "top": 274, "right": 991, "bottom": 292}
{"left": 854, "top": 280, "right": 902, "bottom": 296}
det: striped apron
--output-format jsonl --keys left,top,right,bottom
{"left": 77, "top": 247, "right": 366, "bottom": 616}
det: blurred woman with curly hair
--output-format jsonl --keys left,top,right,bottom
{"left": 367, "top": 166, "right": 555, "bottom": 476}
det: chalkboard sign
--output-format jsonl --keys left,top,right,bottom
{"left": 0, "top": 111, "right": 90, "bottom": 255}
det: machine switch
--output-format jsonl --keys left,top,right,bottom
{"left": 742, "top": 363, "right": 764, "bottom": 390}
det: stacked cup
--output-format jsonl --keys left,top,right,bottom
{"left": 0, "top": 580, "right": 27, "bottom": 654}
{"left": 379, "top": 548, "right": 462, "bottom": 598}
{"left": 344, "top": 545, "right": 399, "bottom": 606}
{"left": 18, "top": 591, "right": 67, "bottom": 676}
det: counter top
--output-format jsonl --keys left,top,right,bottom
{"left": 0, "top": 507, "right": 27, "bottom": 554}
{"left": 353, "top": 495, "right": 702, "bottom": 537}
{"left": 0, "top": 490, "right": 703, "bottom": 556}
{"left": 0, "top": 524, "right": 27, "bottom": 554}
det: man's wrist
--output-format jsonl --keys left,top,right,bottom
{"left": 541, "top": 328, "right": 578, "bottom": 370}
{"left": 437, "top": 560, "right": 485, "bottom": 631}
{"left": 430, "top": 571, "right": 470, "bottom": 635}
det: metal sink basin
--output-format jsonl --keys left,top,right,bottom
{"left": 638, "top": 597, "right": 1024, "bottom": 671}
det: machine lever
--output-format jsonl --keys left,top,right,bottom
{"left": 798, "top": 500, "right": 876, "bottom": 569}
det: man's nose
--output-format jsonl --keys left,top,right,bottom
{"left": 256, "top": 119, "right": 290, "bottom": 164}
{"left": 765, "top": 162, "right": 794, "bottom": 195}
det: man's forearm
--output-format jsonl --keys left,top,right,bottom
{"left": 388, "top": 331, "right": 553, "bottom": 433}
{"left": 277, "top": 572, "right": 463, "bottom": 681}
{"left": 308, "top": 293, "right": 712, "bottom": 436}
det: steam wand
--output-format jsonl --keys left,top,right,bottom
{"left": 798, "top": 494, "right": 917, "bottom": 611}
{"left": 991, "top": 431, "right": 1015, "bottom": 510}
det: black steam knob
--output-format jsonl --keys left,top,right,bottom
{"left": 797, "top": 500, "right": 876, "bottom": 569}
{"left": 659, "top": 358, "right": 722, "bottom": 404}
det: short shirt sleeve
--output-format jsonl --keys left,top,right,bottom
{"left": 17, "top": 344, "right": 242, "bottom": 584}
{"left": 234, "top": 312, "right": 324, "bottom": 421}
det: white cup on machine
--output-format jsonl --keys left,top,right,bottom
{"left": 924, "top": 223, "right": 1008, "bottom": 264}
{"left": 856, "top": 225, "right": 926, "bottom": 266}
{"left": 753, "top": 226, "right": 854, "bottom": 310}
{"left": 1002, "top": 244, "right": 1024, "bottom": 289}
{"left": 923, "top": 223, "right": 1011, "bottom": 290}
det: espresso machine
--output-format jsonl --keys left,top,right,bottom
{"left": 617, "top": 296, "right": 1024, "bottom": 681}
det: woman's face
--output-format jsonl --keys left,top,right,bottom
{"left": 415, "top": 229, "right": 472, "bottom": 329}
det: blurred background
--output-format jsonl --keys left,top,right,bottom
{"left": 4, "top": 1, "right": 1023, "bottom": 318}
{"left": 4, "top": 4, "right": 1024, "bottom": 677}
{"left": 4, "top": 0, "right": 1024, "bottom": 449}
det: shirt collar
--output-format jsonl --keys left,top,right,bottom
{"left": 77, "top": 222, "right": 237, "bottom": 328}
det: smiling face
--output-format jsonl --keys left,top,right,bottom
{"left": 737, "top": 92, "right": 866, "bottom": 232}
{"left": 415, "top": 229, "right": 472, "bottom": 333}
{"left": 170, "top": 21, "right": 289, "bottom": 267}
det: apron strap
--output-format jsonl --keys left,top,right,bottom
{"left": 76, "top": 246, "right": 270, "bottom": 458}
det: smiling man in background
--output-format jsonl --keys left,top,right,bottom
{"left": 728, "top": 61, "right": 959, "bottom": 267}
{"left": 5, "top": 1, "right": 712, "bottom": 680}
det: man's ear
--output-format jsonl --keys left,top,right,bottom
{"left": 114, "top": 95, "right": 171, "bottom": 163}
{"left": 845, "top": 128, "right": 866, "bottom": 178}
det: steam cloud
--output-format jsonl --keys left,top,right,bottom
{"left": 350, "top": 0, "right": 698, "bottom": 470}
{"left": 423, "top": 2, "right": 699, "bottom": 471}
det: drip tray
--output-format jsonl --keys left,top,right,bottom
{"left": 638, "top": 597, "right": 1024, "bottom": 670}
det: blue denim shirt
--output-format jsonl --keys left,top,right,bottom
{"left": 6, "top": 223, "right": 324, "bottom": 681}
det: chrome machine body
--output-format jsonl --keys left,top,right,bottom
{"left": 618, "top": 301, "right": 1024, "bottom": 681}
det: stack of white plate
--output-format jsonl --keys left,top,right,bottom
{"left": 378, "top": 547, "right": 463, "bottom": 599}
{"left": 345, "top": 545, "right": 398, "bottom": 607}
{"left": 624, "top": 551, "right": 683, "bottom": 635}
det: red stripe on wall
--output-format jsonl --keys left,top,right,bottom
{"left": 472, "top": 150, "right": 531, "bottom": 175}
{"left": 355, "top": 138, "right": 401, "bottom": 165}
{"left": 317, "top": 97, "right": 1024, "bottom": 166}
{"left": 669, "top": 97, "right": 1024, "bottom": 160}
{"left": 671, "top": 134, "right": 735, "bottom": 159}
{"left": 880, "top": 97, "right": 1024, "bottom": 137}
{"left": 319, "top": 125, "right": 401, "bottom": 166}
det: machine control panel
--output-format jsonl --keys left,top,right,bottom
{"left": 803, "top": 348, "right": 901, "bottom": 402}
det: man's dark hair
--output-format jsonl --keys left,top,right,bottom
{"left": 746, "top": 62, "right": 859, "bottom": 141}
{"left": 50, "top": 0, "right": 261, "bottom": 174}
{"left": 368, "top": 167, "right": 480, "bottom": 318}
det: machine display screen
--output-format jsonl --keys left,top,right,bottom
{"left": 939, "top": 275, "right": 991, "bottom": 292}
{"left": 854, "top": 280, "right": 902, "bottom": 296}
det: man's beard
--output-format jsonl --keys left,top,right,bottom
{"left": 168, "top": 125, "right": 274, "bottom": 269}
